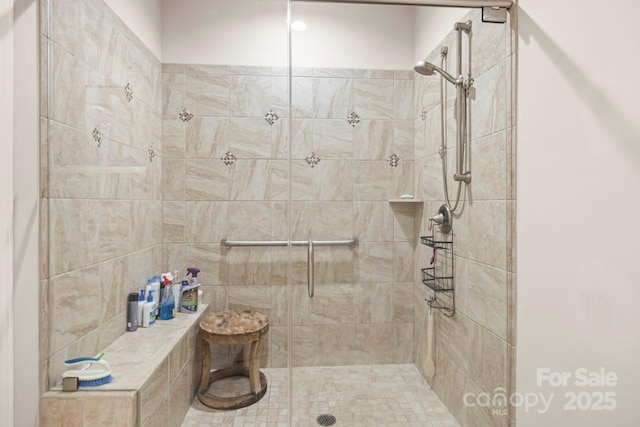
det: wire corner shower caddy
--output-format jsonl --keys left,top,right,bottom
{"left": 420, "top": 227, "right": 455, "bottom": 317}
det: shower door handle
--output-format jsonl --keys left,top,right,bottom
{"left": 307, "top": 239, "right": 314, "bottom": 298}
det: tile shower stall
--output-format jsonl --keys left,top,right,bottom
{"left": 39, "top": 0, "right": 516, "bottom": 426}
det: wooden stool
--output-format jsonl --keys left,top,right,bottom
{"left": 198, "top": 309, "right": 269, "bottom": 410}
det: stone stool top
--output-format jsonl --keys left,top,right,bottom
{"left": 200, "top": 309, "right": 269, "bottom": 345}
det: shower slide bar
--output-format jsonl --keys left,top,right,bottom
{"left": 221, "top": 237, "right": 359, "bottom": 298}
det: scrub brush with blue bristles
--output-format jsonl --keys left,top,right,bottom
{"left": 62, "top": 353, "right": 114, "bottom": 387}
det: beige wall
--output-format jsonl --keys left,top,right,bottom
{"left": 162, "top": 0, "right": 417, "bottom": 70}
{"left": 103, "top": 0, "right": 163, "bottom": 59}
{"left": 517, "top": 0, "right": 640, "bottom": 425}
{"left": 413, "top": 8, "right": 516, "bottom": 426}
{"left": 1, "top": 0, "right": 14, "bottom": 423}
{"left": 161, "top": 64, "right": 417, "bottom": 368}
{"left": 41, "top": 0, "right": 164, "bottom": 390}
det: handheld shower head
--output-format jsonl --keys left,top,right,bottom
{"left": 413, "top": 60, "right": 458, "bottom": 85}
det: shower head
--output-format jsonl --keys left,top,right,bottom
{"left": 414, "top": 60, "right": 458, "bottom": 85}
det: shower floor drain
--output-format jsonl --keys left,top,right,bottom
{"left": 316, "top": 414, "right": 337, "bottom": 426}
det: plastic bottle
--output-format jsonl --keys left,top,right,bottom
{"left": 186, "top": 268, "right": 200, "bottom": 286}
{"left": 143, "top": 290, "right": 156, "bottom": 327}
{"left": 159, "top": 286, "right": 175, "bottom": 320}
{"left": 180, "top": 280, "right": 199, "bottom": 314}
{"left": 137, "top": 289, "right": 146, "bottom": 326}
{"left": 127, "top": 293, "right": 138, "bottom": 332}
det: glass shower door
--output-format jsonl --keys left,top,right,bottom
{"left": 288, "top": 2, "right": 420, "bottom": 424}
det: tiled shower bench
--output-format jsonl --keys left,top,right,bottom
{"left": 40, "top": 305, "right": 210, "bottom": 427}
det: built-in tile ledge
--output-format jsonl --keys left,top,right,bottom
{"left": 50, "top": 305, "right": 209, "bottom": 392}
{"left": 388, "top": 199, "right": 424, "bottom": 204}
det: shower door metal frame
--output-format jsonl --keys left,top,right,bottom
{"left": 294, "top": 0, "right": 512, "bottom": 9}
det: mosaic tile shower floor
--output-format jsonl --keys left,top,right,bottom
{"left": 182, "top": 364, "right": 460, "bottom": 427}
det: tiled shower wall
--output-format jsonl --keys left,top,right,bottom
{"left": 160, "top": 65, "right": 418, "bottom": 368}
{"left": 413, "top": 9, "right": 517, "bottom": 427}
{"left": 40, "top": 0, "right": 164, "bottom": 389}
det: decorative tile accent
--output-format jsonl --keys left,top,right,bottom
{"left": 148, "top": 146, "right": 156, "bottom": 163}
{"left": 221, "top": 151, "right": 237, "bottom": 167}
{"left": 387, "top": 153, "right": 400, "bottom": 167}
{"left": 92, "top": 128, "right": 102, "bottom": 147}
{"left": 347, "top": 111, "right": 361, "bottom": 127}
{"left": 421, "top": 107, "right": 427, "bottom": 122}
{"left": 124, "top": 83, "right": 133, "bottom": 103}
{"left": 178, "top": 108, "right": 193, "bottom": 123}
{"left": 305, "top": 152, "right": 320, "bottom": 168}
{"left": 264, "top": 110, "right": 280, "bottom": 126}
{"left": 439, "top": 145, "right": 446, "bottom": 159}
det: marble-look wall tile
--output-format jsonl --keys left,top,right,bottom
{"left": 98, "top": 257, "right": 124, "bottom": 324}
{"left": 187, "top": 64, "right": 229, "bottom": 74}
{"left": 169, "top": 365, "right": 192, "bottom": 427}
{"left": 354, "top": 120, "right": 393, "bottom": 160}
{"left": 469, "top": 326, "right": 508, "bottom": 394}
{"left": 82, "top": 393, "right": 137, "bottom": 427}
{"left": 472, "top": 14, "right": 507, "bottom": 77}
{"left": 143, "top": 392, "right": 168, "bottom": 427}
{"left": 49, "top": 265, "right": 101, "bottom": 354}
{"left": 351, "top": 324, "right": 395, "bottom": 364}
{"left": 354, "top": 201, "right": 393, "bottom": 242}
{"left": 507, "top": 272, "right": 517, "bottom": 346}
{"left": 184, "top": 201, "right": 227, "bottom": 242}
{"left": 466, "top": 260, "right": 508, "bottom": 340}
{"left": 394, "top": 241, "right": 415, "bottom": 282}
{"left": 185, "top": 159, "right": 229, "bottom": 200}
{"left": 226, "top": 247, "right": 287, "bottom": 286}
{"left": 314, "top": 68, "right": 354, "bottom": 78}
{"left": 230, "top": 65, "right": 271, "bottom": 75}
{"left": 40, "top": 279, "right": 49, "bottom": 361}
{"left": 355, "top": 242, "right": 394, "bottom": 283}
{"left": 394, "top": 322, "right": 414, "bottom": 363}
{"left": 269, "top": 326, "right": 288, "bottom": 368}
{"left": 354, "top": 79, "right": 394, "bottom": 119}
{"left": 313, "top": 119, "right": 354, "bottom": 159}
{"left": 393, "top": 282, "right": 414, "bottom": 322}
{"left": 163, "top": 63, "right": 185, "bottom": 73}
{"left": 353, "top": 283, "right": 393, "bottom": 323}
{"left": 162, "top": 73, "right": 185, "bottom": 115}
{"left": 313, "top": 160, "right": 353, "bottom": 201}
{"left": 394, "top": 80, "right": 414, "bottom": 120}
{"left": 314, "top": 247, "right": 355, "bottom": 285}
{"left": 229, "top": 117, "right": 272, "bottom": 158}
{"left": 186, "top": 73, "right": 229, "bottom": 116}
{"left": 139, "top": 358, "right": 170, "bottom": 426}
{"left": 40, "top": 396, "right": 82, "bottom": 427}
{"left": 163, "top": 201, "right": 185, "bottom": 243}
{"left": 394, "top": 120, "right": 414, "bottom": 161}
{"left": 471, "top": 62, "right": 507, "bottom": 139}
{"left": 162, "top": 158, "right": 185, "bottom": 201}
{"left": 185, "top": 116, "right": 227, "bottom": 158}
{"left": 291, "top": 77, "right": 314, "bottom": 118}
{"left": 230, "top": 75, "right": 272, "bottom": 117}
{"left": 313, "top": 78, "right": 353, "bottom": 119}
{"left": 183, "top": 244, "right": 228, "bottom": 286}
{"left": 354, "top": 69, "right": 394, "bottom": 79}
{"left": 354, "top": 161, "right": 393, "bottom": 201}
{"left": 229, "top": 160, "right": 288, "bottom": 201}
{"left": 227, "top": 201, "right": 287, "bottom": 241}
{"left": 468, "top": 130, "right": 507, "bottom": 200}
{"left": 163, "top": 117, "right": 185, "bottom": 157}
{"left": 271, "top": 76, "right": 288, "bottom": 119}
{"left": 393, "top": 160, "right": 415, "bottom": 197}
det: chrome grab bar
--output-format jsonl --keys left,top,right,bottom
{"left": 221, "top": 236, "right": 358, "bottom": 300}
{"left": 307, "top": 239, "right": 314, "bottom": 298}
{"left": 221, "top": 237, "right": 359, "bottom": 248}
